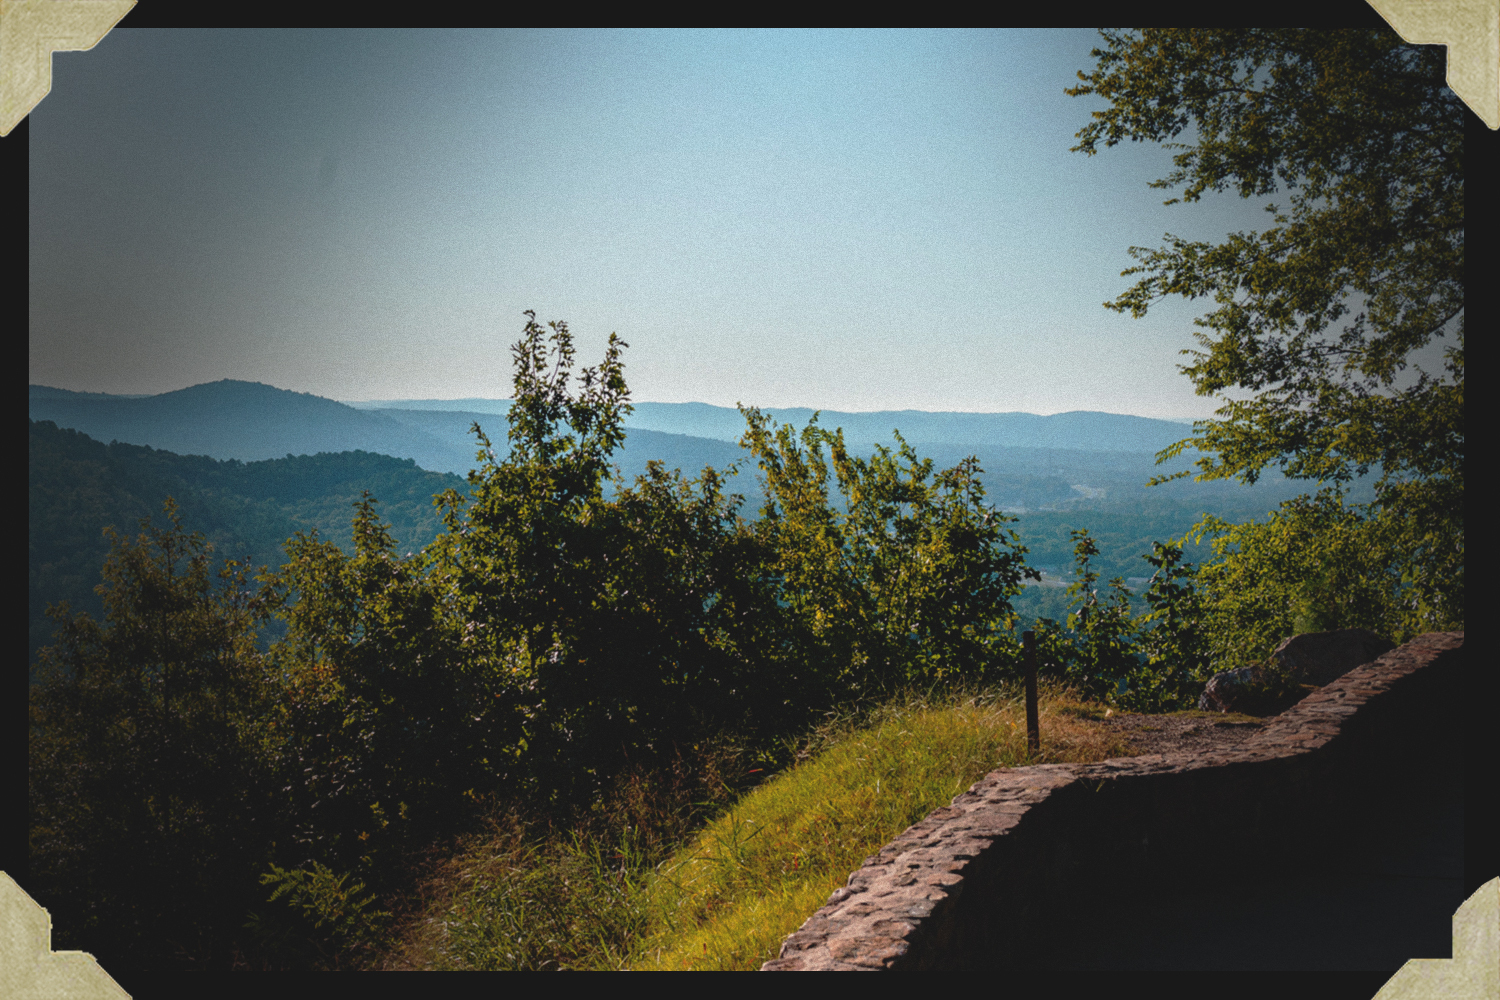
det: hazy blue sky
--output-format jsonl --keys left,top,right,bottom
{"left": 28, "top": 28, "right": 1431, "bottom": 418}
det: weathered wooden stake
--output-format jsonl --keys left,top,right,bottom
{"left": 1023, "top": 629, "right": 1040, "bottom": 757}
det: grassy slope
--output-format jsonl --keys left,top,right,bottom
{"left": 376, "top": 681, "right": 1142, "bottom": 971}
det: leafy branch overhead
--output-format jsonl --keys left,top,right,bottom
{"left": 1068, "top": 28, "right": 1462, "bottom": 491}
{"left": 1067, "top": 28, "right": 1462, "bottom": 632}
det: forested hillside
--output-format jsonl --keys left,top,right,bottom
{"left": 28, "top": 420, "right": 472, "bottom": 671}
{"left": 29, "top": 381, "right": 482, "bottom": 473}
{"left": 28, "top": 409, "right": 1344, "bottom": 678}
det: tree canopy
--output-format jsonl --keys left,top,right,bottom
{"left": 1067, "top": 28, "right": 1464, "bottom": 632}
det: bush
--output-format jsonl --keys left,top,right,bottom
{"left": 1187, "top": 486, "right": 1451, "bottom": 669}
{"left": 738, "top": 407, "right": 1038, "bottom": 696}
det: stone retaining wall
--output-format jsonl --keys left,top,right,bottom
{"left": 763, "top": 630, "right": 1465, "bottom": 971}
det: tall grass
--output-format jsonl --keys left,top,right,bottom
{"left": 374, "top": 741, "right": 755, "bottom": 971}
{"left": 628, "top": 678, "right": 1134, "bottom": 970}
{"left": 373, "top": 679, "right": 1137, "bottom": 971}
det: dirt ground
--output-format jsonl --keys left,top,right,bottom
{"left": 1069, "top": 709, "right": 1270, "bottom": 757}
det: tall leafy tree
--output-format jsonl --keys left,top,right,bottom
{"left": 424, "top": 311, "right": 636, "bottom": 802}
{"left": 425, "top": 312, "right": 792, "bottom": 804}
{"left": 29, "top": 500, "right": 276, "bottom": 969}
{"left": 1067, "top": 29, "right": 1463, "bottom": 634}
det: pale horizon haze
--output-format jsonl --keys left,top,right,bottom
{"left": 29, "top": 28, "right": 1446, "bottom": 419}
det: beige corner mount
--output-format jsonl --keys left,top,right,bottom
{"left": 0, "top": 872, "right": 130, "bottom": 999}
{"left": 0, "top": 0, "right": 137, "bottom": 137}
{"left": 1368, "top": 0, "right": 1500, "bottom": 128}
{"left": 1374, "top": 877, "right": 1500, "bottom": 1000}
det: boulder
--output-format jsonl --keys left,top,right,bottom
{"left": 1197, "top": 628, "right": 1396, "bottom": 714}
{"left": 1268, "top": 628, "right": 1395, "bottom": 688}
{"left": 1197, "top": 664, "right": 1269, "bottom": 714}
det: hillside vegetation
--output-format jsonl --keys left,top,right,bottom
{"left": 28, "top": 419, "right": 473, "bottom": 670}
{"left": 28, "top": 316, "right": 1458, "bottom": 973}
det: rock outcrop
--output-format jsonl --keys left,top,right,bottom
{"left": 1197, "top": 627, "right": 1396, "bottom": 713}
{"left": 1197, "top": 662, "right": 1273, "bottom": 714}
{"left": 1269, "top": 627, "right": 1395, "bottom": 687}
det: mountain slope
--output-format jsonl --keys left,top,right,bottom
{"left": 28, "top": 419, "right": 472, "bottom": 672}
{"left": 30, "top": 381, "right": 478, "bottom": 472}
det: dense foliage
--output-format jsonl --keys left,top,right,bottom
{"left": 1186, "top": 485, "right": 1445, "bottom": 664}
{"left": 29, "top": 501, "right": 279, "bottom": 968}
{"left": 738, "top": 408, "right": 1038, "bottom": 694}
{"left": 1067, "top": 27, "right": 1463, "bottom": 640}
{"left": 27, "top": 314, "right": 1053, "bottom": 969}
{"left": 1028, "top": 530, "right": 1215, "bottom": 713}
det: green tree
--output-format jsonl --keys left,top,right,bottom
{"left": 1030, "top": 529, "right": 1141, "bottom": 705}
{"left": 1067, "top": 28, "right": 1463, "bottom": 634}
{"left": 255, "top": 493, "right": 496, "bottom": 887}
{"left": 589, "top": 459, "right": 794, "bottom": 738}
{"left": 245, "top": 313, "right": 793, "bottom": 962}
{"left": 423, "top": 310, "right": 635, "bottom": 804}
{"left": 1187, "top": 486, "right": 1416, "bottom": 667}
{"left": 422, "top": 312, "right": 792, "bottom": 805}
{"left": 1123, "top": 540, "right": 1214, "bottom": 711}
{"left": 738, "top": 408, "right": 1038, "bottom": 694}
{"left": 28, "top": 499, "right": 276, "bottom": 969}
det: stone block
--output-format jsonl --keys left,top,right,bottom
{"left": 1270, "top": 627, "right": 1395, "bottom": 687}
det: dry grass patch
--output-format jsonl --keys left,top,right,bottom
{"left": 372, "top": 745, "right": 750, "bottom": 971}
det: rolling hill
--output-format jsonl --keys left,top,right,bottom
{"left": 28, "top": 419, "right": 473, "bottom": 673}
{"left": 31, "top": 381, "right": 1378, "bottom": 675}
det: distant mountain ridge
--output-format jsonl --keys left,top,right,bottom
{"left": 349, "top": 397, "right": 1203, "bottom": 453}
{"left": 30, "top": 385, "right": 156, "bottom": 400}
{"left": 30, "top": 380, "right": 478, "bottom": 471}
{"left": 34, "top": 382, "right": 1205, "bottom": 473}
{"left": 29, "top": 382, "right": 751, "bottom": 481}
{"left": 33, "top": 381, "right": 1360, "bottom": 517}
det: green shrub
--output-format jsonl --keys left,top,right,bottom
{"left": 738, "top": 407, "right": 1038, "bottom": 695}
{"left": 247, "top": 861, "right": 392, "bottom": 968}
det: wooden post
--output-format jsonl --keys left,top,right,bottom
{"left": 1023, "top": 629, "right": 1040, "bottom": 757}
